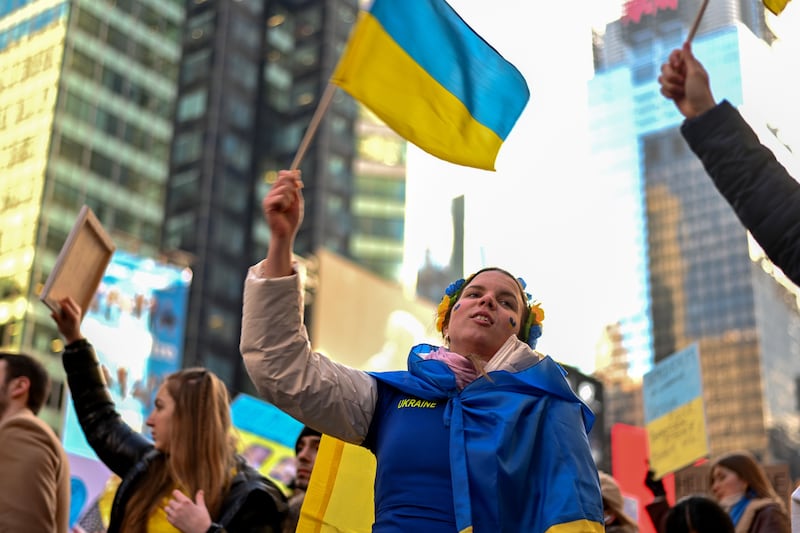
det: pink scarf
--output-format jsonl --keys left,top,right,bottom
{"left": 426, "top": 347, "right": 479, "bottom": 389}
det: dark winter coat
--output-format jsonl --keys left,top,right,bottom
{"left": 681, "top": 100, "right": 800, "bottom": 286}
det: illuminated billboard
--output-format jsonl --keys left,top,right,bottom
{"left": 311, "top": 248, "right": 439, "bottom": 371}
{"left": 62, "top": 250, "right": 192, "bottom": 459}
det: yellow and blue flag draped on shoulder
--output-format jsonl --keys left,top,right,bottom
{"left": 297, "top": 350, "right": 605, "bottom": 533}
{"left": 331, "top": 0, "right": 529, "bottom": 171}
{"left": 764, "top": 0, "right": 790, "bottom": 15}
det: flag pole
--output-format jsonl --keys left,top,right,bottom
{"left": 290, "top": 82, "right": 338, "bottom": 170}
{"left": 686, "top": 0, "right": 710, "bottom": 43}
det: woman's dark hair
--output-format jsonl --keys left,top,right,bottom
{"left": 664, "top": 495, "right": 734, "bottom": 533}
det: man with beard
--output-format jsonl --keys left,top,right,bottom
{"left": 0, "top": 352, "right": 70, "bottom": 532}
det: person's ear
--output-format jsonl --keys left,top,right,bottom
{"left": 9, "top": 376, "right": 30, "bottom": 399}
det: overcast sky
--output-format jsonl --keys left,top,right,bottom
{"left": 402, "top": 1, "right": 800, "bottom": 373}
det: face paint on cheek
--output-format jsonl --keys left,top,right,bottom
{"left": 509, "top": 317, "right": 517, "bottom": 328}
{"left": 453, "top": 303, "right": 460, "bottom": 312}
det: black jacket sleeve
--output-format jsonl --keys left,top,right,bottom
{"left": 681, "top": 100, "right": 800, "bottom": 286}
{"left": 62, "top": 339, "right": 153, "bottom": 477}
{"left": 219, "top": 459, "right": 288, "bottom": 532}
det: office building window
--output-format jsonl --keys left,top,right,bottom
{"left": 56, "top": 135, "right": 86, "bottom": 166}
{"left": 173, "top": 131, "right": 203, "bottom": 165}
{"left": 181, "top": 49, "right": 211, "bottom": 85}
{"left": 213, "top": 214, "right": 246, "bottom": 256}
{"left": 227, "top": 97, "right": 253, "bottom": 131}
{"left": 228, "top": 52, "right": 258, "bottom": 91}
{"left": 231, "top": 11, "right": 261, "bottom": 52}
{"left": 177, "top": 89, "right": 207, "bottom": 122}
{"left": 220, "top": 173, "right": 248, "bottom": 212}
{"left": 89, "top": 149, "right": 115, "bottom": 179}
{"left": 75, "top": 8, "right": 103, "bottom": 36}
{"left": 164, "top": 212, "right": 196, "bottom": 250}
{"left": 187, "top": 11, "right": 215, "bottom": 43}
{"left": 222, "top": 133, "right": 251, "bottom": 172}
{"left": 67, "top": 48, "right": 96, "bottom": 80}
{"left": 168, "top": 170, "right": 200, "bottom": 211}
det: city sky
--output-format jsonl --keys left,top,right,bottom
{"left": 402, "top": 0, "right": 800, "bottom": 374}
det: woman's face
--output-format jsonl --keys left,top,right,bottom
{"left": 445, "top": 270, "right": 525, "bottom": 361}
{"left": 146, "top": 383, "right": 175, "bottom": 452}
{"left": 710, "top": 465, "right": 747, "bottom": 501}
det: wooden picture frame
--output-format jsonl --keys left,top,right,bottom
{"left": 40, "top": 205, "right": 116, "bottom": 315}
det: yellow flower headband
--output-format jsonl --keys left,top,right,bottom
{"left": 435, "top": 273, "right": 544, "bottom": 349}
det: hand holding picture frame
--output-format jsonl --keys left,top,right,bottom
{"left": 40, "top": 206, "right": 116, "bottom": 316}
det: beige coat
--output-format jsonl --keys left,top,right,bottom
{"left": 240, "top": 264, "right": 542, "bottom": 444}
{"left": 0, "top": 410, "right": 70, "bottom": 533}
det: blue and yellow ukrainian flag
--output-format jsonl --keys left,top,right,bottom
{"left": 764, "top": 0, "right": 790, "bottom": 15}
{"left": 331, "top": 0, "right": 529, "bottom": 171}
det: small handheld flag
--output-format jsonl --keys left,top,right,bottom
{"left": 331, "top": 0, "right": 530, "bottom": 171}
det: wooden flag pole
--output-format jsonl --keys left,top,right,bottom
{"left": 686, "top": 0, "right": 710, "bottom": 43}
{"left": 290, "top": 82, "right": 338, "bottom": 170}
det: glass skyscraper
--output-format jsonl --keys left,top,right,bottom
{"left": 591, "top": 0, "right": 800, "bottom": 471}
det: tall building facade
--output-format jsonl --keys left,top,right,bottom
{"left": 163, "top": 0, "right": 410, "bottom": 392}
{"left": 594, "top": 321, "right": 644, "bottom": 430}
{"left": 1, "top": 0, "right": 184, "bottom": 428}
{"left": 351, "top": 106, "right": 407, "bottom": 281}
{"left": 594, "top": 321, "right": 644, "bottom": 471}
{"left": 415, "top": 194, "right": 465, "bottom": 303}
{"left": 591, "top": 0, "right": 800, "bottom": 471}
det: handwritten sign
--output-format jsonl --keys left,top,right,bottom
{"left": 643, "top": 344, "right": 709, "bottom": 477}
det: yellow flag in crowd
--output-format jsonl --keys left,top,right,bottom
{"left": 296, "top": 435, "right": 376, "bottom": 533}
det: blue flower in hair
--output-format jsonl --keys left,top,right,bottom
{"left": 527, "top": 324, "right": 543, "bottom": 349}
{"left": 445, "top": 278, "right": 465, "bottom": 297}
{"left": 437, "top": 278, "right": 466, "bottom": 333}
{"left": 521, "top": 300, "right": 545, "bottom": 349}
{"left": 517, "top": 277, "right": 532, "bottom": 302}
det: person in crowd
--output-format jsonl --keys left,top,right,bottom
{"left": 644, "top": 452, "right": 789, "bottom": 533}
{"left": 664, "top": 495, "right": 735, "bottom": 533}
{"left": 599, "top": 471, "right": 638, "bottom": 532}
{"left": 658, "top": 42, "right": 800, "bottom": 285}
{"left": 710, "top": 451, "right": 789, "bottom": 532}
{"left": 240, "top": 169, "right": 604, "bottom": 532}
{"left": 644, "top": 468, "right": 670, "bottom": 531}
{"left": 52, "top": 296, "right": 287, "bottom": 533}
{"left": 0, "top": 352, "right": 70, "bottom": 532}
{"left": 282, "top": 426, "right": 321, "bottom": 533}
